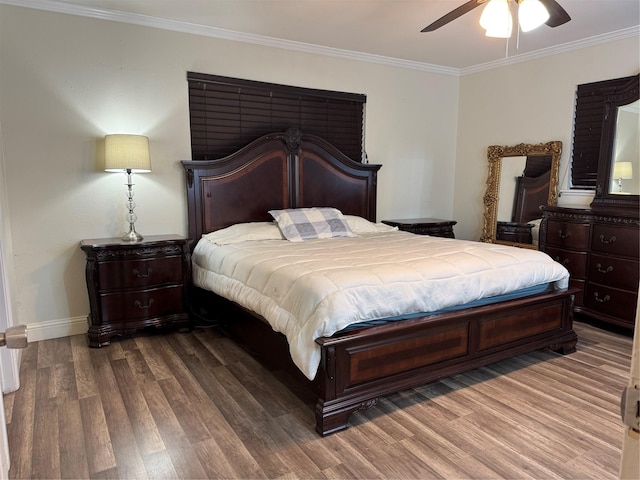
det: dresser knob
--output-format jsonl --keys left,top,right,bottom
{"left": 134, "top": 299, "right": 155, "bottom": 309}
{"left": 593, "top": 292, "right": 611, "bottom": 303}
{"left": 596, "top": 263, "right": 613, "bottom": 274}
{"left": 133, "top": 268, "right": 152, "bottom": 278}
{"left": 599, "top": 234, "right": 617, "bottom": 244}
{"left": 557, "top": 230, "right": 570, "bottom": 239}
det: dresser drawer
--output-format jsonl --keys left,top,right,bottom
{"left": 545, "top": 220, "right": 590, "bottom": 249}
{"left": 99, "top": 284, "right": 184, "bottom": 323}
{"left": 591, "top": 223, "right": 639, "bottom": 258}
{"left": 589, "top": 253, "right": 639, "bottom": 291}
{"left": 545, "top": 247, "right": 588, "bottom": 278}
{"left": 98, "top": 256, "right": 183, "bottom": 290}
{"left": 584, "top": 283, "right": 637, "bottom": 323}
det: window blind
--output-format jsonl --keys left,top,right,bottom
{"left": 187, "top": 72, "right": 366, "bottom": 161}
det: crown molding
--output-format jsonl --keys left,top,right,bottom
{"left": 461, "top": 26, "right": 640, "bottom": 75}
{"left": 2, "top": 0, "right": 638, "bottom": 77}
{"left": 0, "top": 0, "right": 460, "bottom": 76}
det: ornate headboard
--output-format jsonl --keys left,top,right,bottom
{"left": 182, "top": 128, "right": 382, "bottom": 241}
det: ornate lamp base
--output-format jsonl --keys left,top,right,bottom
{"left": 121, "top": 169, "right": 144, "bottom": 242}
{"left": 122, "top": 226, "right": 143, "bottom": 242}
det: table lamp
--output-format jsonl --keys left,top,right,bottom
{"left": 612, "top": 161, "right": 633, "bottom": 193}
{"left": 104, "top": 134, "right": 152, "bottom": 242}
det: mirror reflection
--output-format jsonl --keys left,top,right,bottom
{"left": 610, "top": 99, "right": 639, "bottom": 195}
{"left": 481, "top": 141, "right": 562, "bottom": 249}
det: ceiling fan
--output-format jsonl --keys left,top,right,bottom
{"left": 421, "top": 0, "right": 571, "bottom": 34}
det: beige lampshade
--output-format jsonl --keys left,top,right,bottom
{"left": 104, "top": 134, "right": 151, "bottom": 172}
{"left": 613, "top": 161, "right": 633, "bottom": 180}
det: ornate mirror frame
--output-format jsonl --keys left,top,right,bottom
{"left": 480, "top": 141, "right": 562, "bottom": 248}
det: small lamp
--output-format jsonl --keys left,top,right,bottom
{"left": 612, "top": 161, "right": 633, "bottom": 193}
{"left": 104, "top": 134, "right": 152, "bottom": 242}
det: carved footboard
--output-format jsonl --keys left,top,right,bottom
{"left": 313, "top": 287, "right": 577, "bottom": 435}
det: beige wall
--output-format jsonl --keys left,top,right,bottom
{"left": 0, "top": 5, "right": 459, "bottom": 335}
{"left": 454, "top": 37, "right": 640, "bottom": 241}
{"left": 0, "top": 5, "right": 638, "bottom": 337}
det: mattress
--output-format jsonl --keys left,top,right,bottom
{"left": 192, "top": 223, "right": 570, "bottom": 380}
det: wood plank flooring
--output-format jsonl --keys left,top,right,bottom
{"left": 4, "top": 320, "right": 632, "bottom": 479}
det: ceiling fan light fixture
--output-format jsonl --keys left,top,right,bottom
{"left": 480, "top": 0, "right": 513, "bottom": 38}
{"left": 518, "top": 0, "right": 550, "bottom": 32}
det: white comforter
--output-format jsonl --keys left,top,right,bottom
{"left": 192, "top": 226, "right": 569, "bottom": 380}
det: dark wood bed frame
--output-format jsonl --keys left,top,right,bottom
{"left": 182, "top": 128, "right": 578, "bottom": 436}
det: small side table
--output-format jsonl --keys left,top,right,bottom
{"left": 80, "top": 234, "right": 191, "bottom": 347}
{"left": 382, "top": 218, "right": 457, "bottom": 238}
{"left": 496, "top": 221, "right": 534, "bottom": 244}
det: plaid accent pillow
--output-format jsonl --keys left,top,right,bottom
{"left": 269, "top": 207, "right": 356, "bottom": 242}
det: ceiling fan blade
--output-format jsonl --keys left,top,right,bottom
{"left": 540, "top": 0, "right": 571, "bottom": 27}
{"left": 421, "top": 0, "right": 487, "bottom": 32}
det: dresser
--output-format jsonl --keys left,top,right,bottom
{"left": 81, "top": 235, "right": 191, "bottom": 347}
{"left": 540, "top": 206, "right": 639, "bottom": 329}
{"left": 382, "top": 218, "right": 457, "bottom": 238}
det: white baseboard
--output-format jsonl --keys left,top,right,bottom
{"left": 26, "top": 316, "right": 87, "bottom": 343}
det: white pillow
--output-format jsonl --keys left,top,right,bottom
{"left": 344, "top": 215, "right": 399, "bottom": 234}
{"left": 202, "top": 222, "right": 284, "bottom": 245}
{"left": 269, "top": 207, "right": 356, "bottom": 242}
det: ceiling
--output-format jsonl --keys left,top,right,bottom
{"left": 7, "top": 0, "right": 640, "bottom": 72}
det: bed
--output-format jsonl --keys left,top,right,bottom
{"left": 182, "top": 128, "right": 578, "bottom": 436}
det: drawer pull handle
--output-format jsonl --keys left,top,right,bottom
{"left": 593, "top": 292, "right": 611, "bottom": 303}
{"left": 596, "top": 263, "right": 613, "bottom": 274}
{"left": 599, "top": 234, "right": 617, "bottom": 245}
{"left": 553, "top": 256, "right": 570, "bottom": 266}
{"left": 557, "top": 230, "right": 570, "bottom": 239}
{"left": 133, "top": 268, "right": 152, "bottom": 278}
{"left": 134, "top": 299, "right": 154, "bottom": 310}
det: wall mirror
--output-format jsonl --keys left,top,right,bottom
{"left": 480, "top": 141, "right": 562, "bottom": 249}
{"left": 592, "top": 74, "right": 639, "bottom": 213}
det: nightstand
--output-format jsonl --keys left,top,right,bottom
{"left": 80, "top": 234, "right": 191, "bottom": 347}
{"left": 496, "top": 221, "right": 534, "bottom": 244}
{"left": 382, "top": 218, "right": 457, "bottom": 238}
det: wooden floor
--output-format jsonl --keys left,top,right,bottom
{"left": 4, "top": 320, "right": 632, "bottom": 479}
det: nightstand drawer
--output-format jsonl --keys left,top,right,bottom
{"left": 100, "top": 285, "right": 184, "bottom": 323}
{"left": 545, "top": 220, "right": 590, "bottom": 249}
{"left": 98, "top": 256, "right": 183, "bottom": 290}
{"left": 382, "top": 218, "right": 456, "bottom": 238}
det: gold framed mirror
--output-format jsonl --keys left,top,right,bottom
{"left": 480, "top": 141, "right": 562, "bottom": 249}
